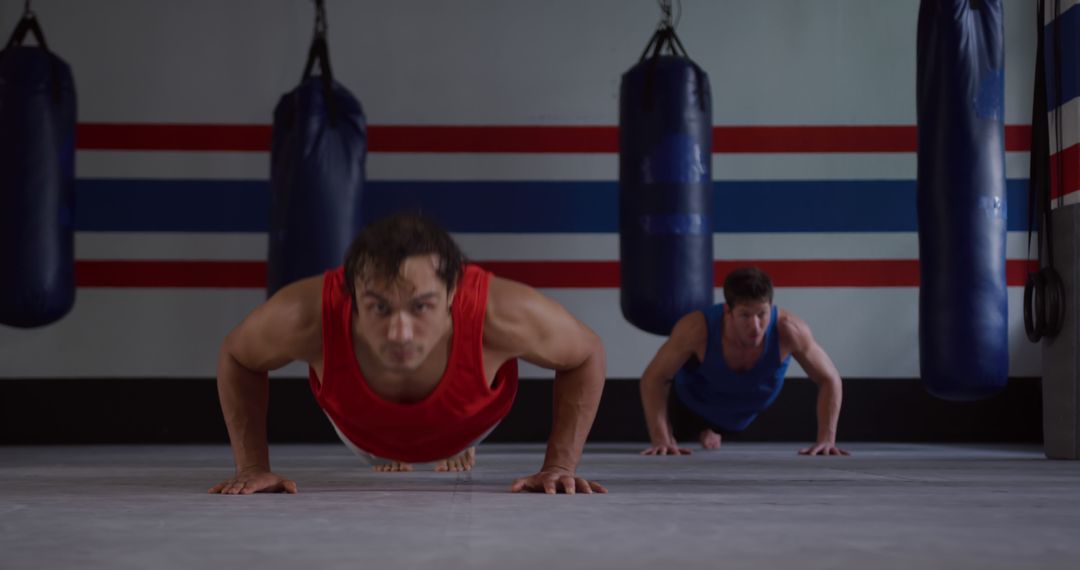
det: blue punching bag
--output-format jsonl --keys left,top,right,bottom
{"left": 268, "top": 2, "right": 366, "bottom": 296}
{"left": 0, "top": 13, "right": 76, "bottom": 328}
{"left": 916, "top": 0, "right": 1008, "bottom": 400}
{"left": 619, "top": 23, "right": 713, "bottom": 335}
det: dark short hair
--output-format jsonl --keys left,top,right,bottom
{"left": 723, "top": 267, "right": 773, "bottom": 308}
{"left": 343, "top": 213, "right": 465, "bottom": 299}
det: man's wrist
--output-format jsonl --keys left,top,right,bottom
{"left": 541, "top": 449, "right": 577, "bottom": 473}
{"left": 647, "top": 418, "right": 672, "bottom": 443}
{"left": 540, "top": 464, "right": 575, "bottom": 475}
{"left": 237, "top": 463, "right": 270, "bottom": 474}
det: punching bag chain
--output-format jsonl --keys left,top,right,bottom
{"left": 301, "top": 0, "right": 338, "bottom": 124}
{"left": 6, "top": 0, "right": 49, "bottom": 54}
{"left": 640, "top": 0, "right": 688, "bottom": 62}
{"left": 1024, "top": 0, "right": 1066, "bottom": 342}
{"left": 20, "top": 0, "right": 35, "bottom": 22}
{"left": 656, "top": 0, "right": 681, "bottom": 31}
{"left": 314, "top": 0, "right": 328, "bottom": 38}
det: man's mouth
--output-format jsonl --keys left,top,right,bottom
{"left": 387, "top": 346, "right": 415, "bottom": 361}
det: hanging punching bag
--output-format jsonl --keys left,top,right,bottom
{"left": 0, "top": 12, "right": 76, "bottom": 328}
{"left": 619, "top": 22, "right": 714, "bottom": 336}
{"left": 268, "top": 1, "right": 366, "bottom": 297}
{"left": 916, "top": 0, "right": 1008, "bottom": 400}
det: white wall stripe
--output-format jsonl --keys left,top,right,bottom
{"left": 74, "top": 232, "right": 1040, "bottom": 262}
{"left": 1047, "top": 96, "right": 1080, "bottom": 152}
{"left": 76, "top": 151, "right": 270, "bottom": 181}
{"left": 22, "top": 1, "right": 1034, "bottom": 124}
{"left": 76, "top": 233, "right": 269, "bottom": 261}
{"left": 1051, "top": 189, "right": 1080, "bottom": 209}
{"left": 74, "top": 151, "right": 1032, "bottom": 182}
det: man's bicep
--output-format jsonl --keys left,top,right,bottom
{"left": 224, "top": 307, "right": 295, "bottom": 371}
{"left": 643, "top": 313, "right": 705, "bottom": 381}
{"left": 791, "top": 332, "right": 839, "bottom": 384}
{"left": 644, "top": 336, "right": 696, "bottom": 382}
{"left": 649, "top": 341, "right": 692, "bottom": 380}
{"left": 521, "top": 296, "right": 599, "bottom": 370}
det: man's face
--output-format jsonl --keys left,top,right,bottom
{"left": 729, "top": 299, "right": 772, "bottom": 347}
{"left": 353, "top": 254, "right": 454, "bottom": 373}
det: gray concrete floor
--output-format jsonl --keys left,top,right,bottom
{"left": 1, "top": 443, "right": 1078, "bottom": 570}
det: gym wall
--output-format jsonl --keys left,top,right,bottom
{"left": 0, "top": 0, "right": 1043, "bottom": 443}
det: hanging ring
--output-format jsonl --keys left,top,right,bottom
{"left": 1024, "top": 266, "right": 1066, "bottom": 342}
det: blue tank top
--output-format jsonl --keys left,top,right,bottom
{"left": 673, "top": 304, "right": 792, "bottom": 432}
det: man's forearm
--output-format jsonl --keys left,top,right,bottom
{"left": 217, "top": 349, "right": 271, "bottom": 472}
{"left": 640, "top": 374, "right": 674, "bottom": 444}
{"left": 542, "top": 348, "right": 605, "bottom": 473}
{"left": 815, "top": 376, "right": 842, "bottom": 443}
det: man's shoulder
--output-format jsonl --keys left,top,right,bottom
{"left": 268, "top": 274, "right": 326, "bottom": 336}
{"left": 482, "top": 273, "right": 518, "bottom": 313}
{"left": 480, "top": 273, "right": 592, "bottom": 359}
{"left": 775, "top": 308, "right": 813, "bottom": 350}
{"left": 670, "top": 309, "right": 710, "bottom": 345}
{"left": 479, "top": 274, "right": 536, "bottom": 349}
{"left": 224, "top": 273, "right": 325, "bottom": 368}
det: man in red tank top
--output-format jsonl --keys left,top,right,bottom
{"left": 209, "top": 214, "right": 607, "bottom": 495}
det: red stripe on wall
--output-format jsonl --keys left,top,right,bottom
{"left": 475, "top": 261, "right": 621, "bottom": 287}
{"left": 713, "top": 126, "right": 914, "bottom": 153}
{"left": 76, "top": 261, "right": 266, "bottom": 288}
{"left": 715, "top": 260, "right": 921, "bottom": 287}
{"left": 717, "top": 125, "right": 1033, "bottom": 153}
{"left": 74, "top": 259, "right": 1038, "bottom": 289}
{"left": 1049, "top": 142, "right": 1080, "bottom": 199}
{"left": 75, "top": 123, "right": 1033, "bottom": 153}
{"left": 370, "top": 126, "right": 619, "bottom": 153}
{"left": 77, "top": 124, "right": 274, "bottom": 152}
{"left": 484, "top": 260, "right": 1037, "bottom": 288}
{"left": 1005, "top": 125, "right": 1033, "bottom": 151}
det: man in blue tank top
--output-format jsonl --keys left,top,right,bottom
{"left": 638, "top": 268, "right": 848, "bottom": 456}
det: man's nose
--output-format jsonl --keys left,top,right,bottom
{"left": 388, "top": 312, "right": 413, "bottom": 343}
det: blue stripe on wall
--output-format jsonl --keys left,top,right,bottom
{"left": 1044, "top": 3, "right": 1080, "bottom": 111}
{"left": 74, "top": 179, "right": 1031, "bottom": 233}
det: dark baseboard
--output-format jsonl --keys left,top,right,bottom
{"left": 0, "top": 377, "right": 1043, "bottom": 444}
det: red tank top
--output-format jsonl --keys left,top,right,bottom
{"left": 308, "top": 264, "right": 519, "bottom": 463}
